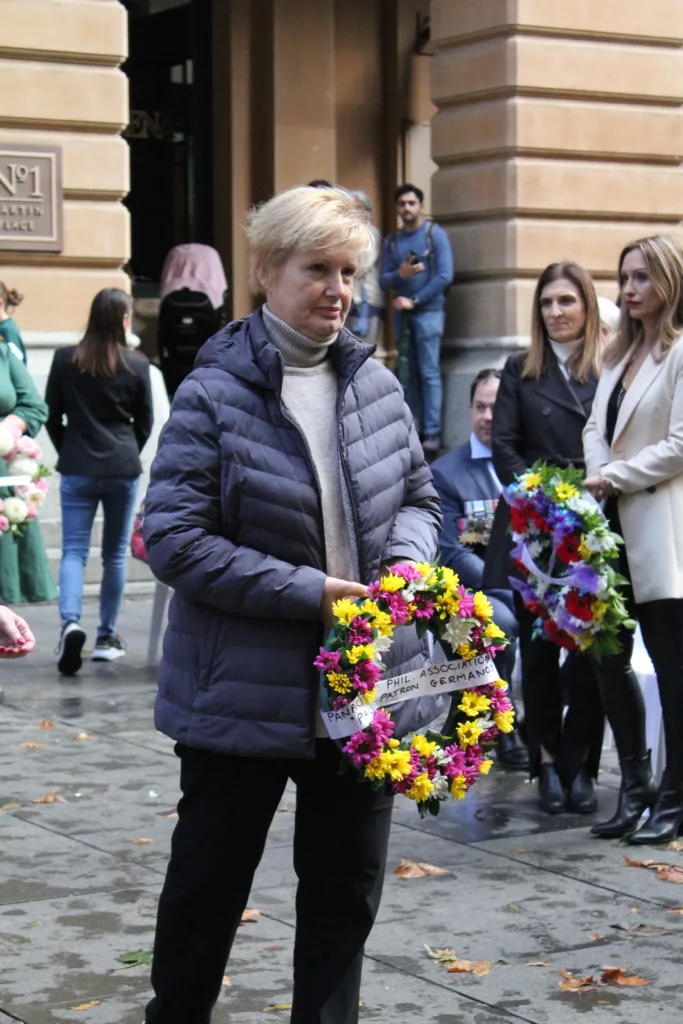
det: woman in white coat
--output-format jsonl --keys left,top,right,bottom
{"left": 584, "top": 235, "right": 683, "bottom": 844}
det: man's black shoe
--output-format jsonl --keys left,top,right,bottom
{"left": 496, "top": 729, "right": 530, "bottom": 771}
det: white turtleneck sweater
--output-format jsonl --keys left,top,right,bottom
{"left": 548, "top": 336, "right": 584, "bottom": 378}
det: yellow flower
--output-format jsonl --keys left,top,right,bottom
{"left": 458, "top": 691, "right": 491, "bottom": 718}
{"left": 411, "top": 734, "right": 438, "bottom": 759}
{"left": 473, "top": 592, "right": 493, "bottom": 622}
{"left": 414, "top": 562, "right": 437, "bottom": 586}
{"left": 484, "top": 622, "right": 506, "bottom": 641}
{"left": 361, "top": 601, "right": 394, "bottom": 637}
{"left": 364, "top": 752, "right": 392, "bottom": 781}
{"left": 520, "top": 471, "right": 541, "bottom": 490}
{"left": 578, "top": 535, "right": 592, "bottom": 561}
{"left": 436, "top": 593, "right": 460, "bottom": 618}
{"left": 456, "top": 643, "right": 477, "bottom": 661}
{"left": 578, "top": 633, "right": 594, "bottom": 652}
{"left": 450, "top": 774, "right": 468, "bottom": 800}
{"left": 327, "top": 672, "right": 352, "bottom": 694}
{"left": 379, "top": 573, "right": 406, "bottom": 593}
{"left": 385, "top": 749, "right": 414, "bottom": 781}
{"left": 440, "top": 566, "right": 460, "bottom": 592}
{"left": 347, "top": 644, "right": 375, "bottom": 665}
{"left": 457, "top": 721, "right": 482, "bottom": 748}
{"left": 361, "top": 689, "right": 377, "bottom": 704}
{"left": 407, "top": 773, "right": 435, "bottom": 803}
{"left": 331, "top": 598, "right": 358, "bottom": 626}
{"left": 592, "top": 600, "right": 608, "bottom": 622}
{"left": 555, "top": 481, "right": 579, "bottom": 503}
{"left": 478, "top": 759, "right": 494, "bottom": 775}
{"left": 493, "top": 709, "right": 515, "bottom": 734}
{"left": 493, "top": 679, "right": 508, "bottom": 690}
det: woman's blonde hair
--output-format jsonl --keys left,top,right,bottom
{"left": 523, "top": 261, "right": 602, "bottom": 383}
{"left": 605, "top": 235, "right": 683, "bottom": 367}
{"left": 245, "top": 186, "right": 377, "bottom": 293}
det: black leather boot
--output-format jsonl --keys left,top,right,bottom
{"left": 539, "top": 763, "right": 566, "bottom": 814}
{"left": 496, "top": 729, "right": 530, "bottom": 771}
{"left": 630, "top": 770, "right": 683, "bottom": 845}
{"left": 591, "top": 752, "right": 658, "bottom": 839}
{"left": 567, "top": 765, "right": 597, "bottom": 814}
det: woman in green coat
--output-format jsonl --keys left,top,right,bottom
{"left": 0, "top": 342, "right": 56, "bottom": 603}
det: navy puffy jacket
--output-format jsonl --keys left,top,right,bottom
{"left": 143, "top": 309, "right": 442, "bottom": 758}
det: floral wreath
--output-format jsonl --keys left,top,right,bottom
{"left": 314, "top": 562, "right": 515, "bottom": 818}
{"left": 505, "top": 461, "right": 635, "bottom": 659}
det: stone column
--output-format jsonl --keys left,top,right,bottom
{"left": 430, "top": 0, "right": 683, "bottom": 447}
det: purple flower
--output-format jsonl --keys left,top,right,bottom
{"left": 370, "top": 709, "right": 395, "bottom": 744}
{"left": 569, "top": 562, "right": 601, "bottom": 594}
{"left": 313, "top": 649, "right": 342, "bottom": 672}
{"left": 391, "top": 563, "right": 423, "bottom": 582}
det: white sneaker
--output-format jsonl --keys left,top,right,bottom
{"left": 91, "top": 633, "right": 127, "bottom": 662}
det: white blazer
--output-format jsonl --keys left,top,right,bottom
{"left": 583, "top": 337, "right": 683, "bottom": 603}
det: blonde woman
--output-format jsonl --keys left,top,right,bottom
{"left": 142, "top": 186, "right": 441, "bottom": 1022}
{"left": 584, "top": 235, "right": 683, "bottom": 844}
{"left": 484, "top": 262, "right": 604, "bottom": 815}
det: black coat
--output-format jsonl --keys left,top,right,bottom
{"left": 482, "top": 352, "right": 597, "bottom": 589}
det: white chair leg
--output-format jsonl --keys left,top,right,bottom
{"left": 147, "top": 581, "right": 170, "bottom": 668}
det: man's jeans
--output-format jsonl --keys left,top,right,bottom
{"left": 394, "top": 309, "right": 444, "bottom": 438}
{"left": 59, "top": 475, "right": 139, "bottom": 637}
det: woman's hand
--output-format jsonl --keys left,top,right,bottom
{"left": 584, "top": 475, "right": 619, "bottom": 502}
{"left": 0, "top": 606, "right": 35, "bottom": 657}
{"left": 0, "top": 414, "right": 26, "bottom": 437}
{"left": 320, "top": 577, "right": 369, "bottom": 632}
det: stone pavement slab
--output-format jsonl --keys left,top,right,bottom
{"left": 1, "top": 597, "right": 682, "bottom": 1024}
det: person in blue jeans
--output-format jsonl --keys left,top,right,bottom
{"left": 45, "top": 288, "right": 153, "bottom": 674}
{"left": 380, "top": 183, "right": 454, "bottom": 454}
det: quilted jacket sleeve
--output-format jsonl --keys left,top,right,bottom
{"left": 381, "top": 409, "right": 442, "bottom": 564}
{"left": 143, "top": 378, "right": 327, "bottom": 619}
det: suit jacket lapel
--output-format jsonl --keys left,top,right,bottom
{"left": 533, "top": 361, "right": 596, "bottom": 419}
{"left": 612, "top": 351, "right": 666, "bottom": 446}
{"left": 461, "top": 445, "right": 498, "bottom": 500}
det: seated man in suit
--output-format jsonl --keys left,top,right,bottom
{"left": 432, "top": 368, "right": 528, "bottom": 770}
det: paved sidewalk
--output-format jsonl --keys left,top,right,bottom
{"left": 1, "top": 598, "right": 682, "bottom": 1023}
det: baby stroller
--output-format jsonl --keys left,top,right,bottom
{"left": 157, "top": 244, "right": 228, "bottom": 396}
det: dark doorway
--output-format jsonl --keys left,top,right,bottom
{"left": 121, "top": 0, "right": 213, "bottom": 294}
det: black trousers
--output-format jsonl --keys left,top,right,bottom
{"left": 145, "top": 740, "right": 394, "bottom": 1024}
{"left": 594, "top": 500, "right": 683, "bottom": 780}
{"left": 514, "top": 593, "right": 604, "bottom": 783}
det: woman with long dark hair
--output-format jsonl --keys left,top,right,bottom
{"left": 585, "top": 235, "right": 683, "bottom": 843}
{"left": 45, "top": 288, "right": 153, "bottom": 674}
{"left": 484, "top": 261, "right": 605, "bottom": 815}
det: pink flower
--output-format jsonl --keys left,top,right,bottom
{"left": 413, "top": 596, "right": 435, "bottom": 619}
{"left": 343, "top": 729, "right": 382, "bottom": 768}
{"left": 333, "top": 695, "right": 353, "bottom": 711}
{"left": 348, "top": 616, "right": 373, "bottom": 644}
{"left": 35, "top": 477, "right": 49, "bottom": 493}
{"left": 457, "top": 591, "right": 475, "bottom": 617}
{"left": 26, "top": 507, "right": 38, "bottom": 520}
{"left": 17, "top": 436, "right": 40, "bottom": 459}
{"left": 313, "top": 649, "right": 342, "bottom": 673}
{"left": 478, "top": 727, "right": 497, "bottom": 744}
{"left": 443, "top": 744, "right": 467, "bottom": 777}
{"left": 384, "top": 592, "right": 411, "bottom": 625}
{"left": 0, "top": 515, "right": 9, "bottom": 533}
{"left": 349, "top": 659, "right": 382, "bottom": 691}
{"left": 490, "top": 692, "right": 512, "bottom": 714}
{"left": 370, "top": 709, "right": 394, "bottom": 744}
{"left": 391, "top": 563, "right": 423, "bottom": 583}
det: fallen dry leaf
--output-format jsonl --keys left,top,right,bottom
{"left": 0, "top": 801, "right": 21, "bottom": 811}
{"left": 559, "top": 969, "right": 596, "bottom": 992}
{"left": 71, "top": 1001, "right": 100, "bottom": 1011}
{"left": 425, "top": 945, "right": 457, "bottom": 964}
{"left": 264, "top": 945, "right": 284, "bottom": 951}
{"left": 667, "top": 840, "right": 683, "bottom": 852}
{"left": 601, "top": 966, "right": 651, "bottom": 987}
{"left": 447, "top": 959, "right": 492, "bottom": 977}
{"left": 264, "top": 1005, "right": 293, "bottom": 1012}
{"left": 664, "top": 907, "right": 683, "bottom": 915}
{"left": 277, "top": 806, "right": 295, "bottom": 815}
{"left": 20, "top": 741, "right": 46, "bottom": 749}
{"left": 39, "top": 720, "right": 55, "bottom": 729}
{"left": 222, "top": 975, "right": 231, "bottom": 987}
{"left": 167, "top": 811, "right": 179, "bottom": 819}
{"left": 31, "top": 790, "right": 67, "bottom": 804}
{"left": 132, "top": 838, "right": 153, "bottom": 846}
{"left": 394, "top": 859, "right": 449, "bottom": 879}
{"left": 240, "top": 908, "right": 261, "bottom": 924}
{"left": 526, "top": 961, "right": 552, "bottom": 967}
{"left": 624, "top": 856, "right": 669, "bottom": 870}
{"left": 514, "top": 848, "right": 530, "bottom": 855}
{"left": 589, "top": 934, "right": 605, "bottom": 942}
{"left": 75, "top": 732, "right": 94, "bottom": 741}
{"left": 656, "top": 865, "right": 683, "bottom": 884}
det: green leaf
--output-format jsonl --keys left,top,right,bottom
{"left": 115, "top": 949, "right": 153, "bottom": 969}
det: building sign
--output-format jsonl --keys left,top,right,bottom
{"left": 0, "top": 145, "right": 63, "bottom": 253}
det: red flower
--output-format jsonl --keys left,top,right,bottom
{"left": 510, "top": 506, "right": 529, "bottom": 533}
{"left": 565, "top": 589, "right": 594, "bottom": 622}
{"left": 557, "top": 534, "right": 582, "bottom": 564}
{"left": 530, "top": 510, "right": 551, "bottom": 534}
{"left": 525, "top": 598, "right": 549, "bottom": 619}
{"left": 513, "top": 559, "right": 530, "bottom": 580}
{"left": 544, "top": 619, "right": 577, "bottom": 650}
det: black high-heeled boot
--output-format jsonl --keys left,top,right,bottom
{"left": 591, "top": 752, "right": 658, "bottom": 839}
{"left": 630, "top": 770, "right": 683, "bottom": 845}
{"left": 539, "top": 763, "right": 566, "bottom": 814}
{"left": 567, "top": 765, "right": 597, "bottom": 814}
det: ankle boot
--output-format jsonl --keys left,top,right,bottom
{"left": 630, "top": 770, "right": 683, "bottom": 845}
{"left": 567, "top": 765, "right": 597, "bottom": 814}
{"left": 591, "top": 752, "right": 658, "bottom": 839}
{"left": 539, "top": 763, "right": 566, "bottom": 814}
